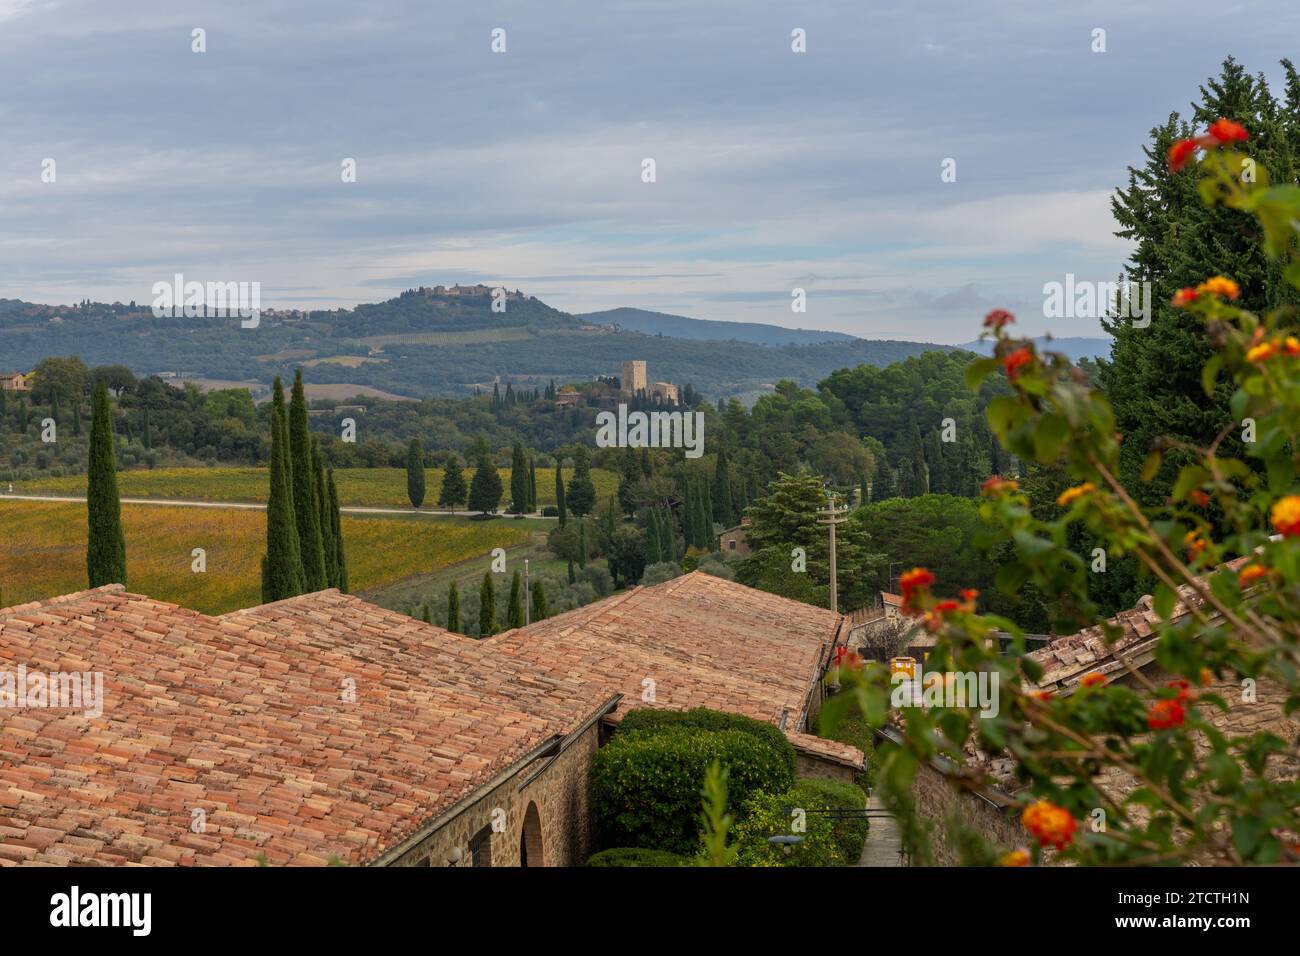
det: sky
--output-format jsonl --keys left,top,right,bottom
{"left": 1, "top": 0, "right": 1298, "bottom": 344}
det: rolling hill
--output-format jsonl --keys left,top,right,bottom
{"left": 577, "top": 307, "right": 858, "bottom": 346}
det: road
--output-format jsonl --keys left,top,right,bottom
{"left": 0, "top": 492, "right": 556, "bottom": 520}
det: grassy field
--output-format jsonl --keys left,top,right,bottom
{"left": 0, "top": 501, "right": 529, "bottom": 615}
{"left": 14, "top": 466, "right": 619, "bottom": 510}
{"left": 358, "top": 327, "right": 534, "bottom": 348}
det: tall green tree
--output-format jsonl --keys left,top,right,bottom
{"left": 328, "top": 467, "right": 347, "bottom": 593}
{"left": 478, "top": 571, "right": 497, "bottom": 637}
{"left": 289, "top": 369, "right": 327, "bottom": 590}
{"left": 262, "top": 378, "right": 304, "bottom": 601}
{"left": 507, "top": 570, "right": 525, "bottom": 629}
{"left": 510, "top": 442, "right": 529, "bottom": 514}
{"left": 314, "top": 437, "right": 338, "bottom": 588}
{"left": 406, "top": 438, "right": 426, "bottom": 508}
{"left": 528, "top": 458, "right": 538, "bottom": 512}
{"left": 530, "top": 578, "right": 548, "bottom": 622}
{"left": 447, "top": 581, "right": 461, "bottom": 632}
{"left": 713, "top": 449, "right": 735, "bottom": 526}
{"left": 468, "top": 453, "right": 503, "bottom": 514}
{"left": 578, "top": 523, "right": 588, "bottom": 568}
{"left": 86, "top": 381, "right": 127, "bottom": 587}
{"left": 566, "top": 446, "right": 596, "bottom": 517}
{"left": 555, "top": 459, "right": 567, "bottom": 526}
{"left": 438, "top": 454, "right": 468, "bottom": 511}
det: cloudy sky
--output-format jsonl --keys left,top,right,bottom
{"left": 2, "top": 0, "right": 1297, "bottom": 343}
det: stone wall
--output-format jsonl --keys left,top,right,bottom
{"left": 388, "top": 721, "right": 601, "bottom": 868}
{"left": 909, "top": 759, "right": 1023, "bottom": 866}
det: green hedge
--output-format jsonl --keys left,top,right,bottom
{"left": 586, "top": 847, "right": 691, "bottom": 867}
{"left": 732, "top": 779, "right": 868, "bottom": 867}
{"left": 618, "top": 707, "right": 796, "bottom": 776}
{"left": 591, "top": 726, "right": 795, "bottom": 856}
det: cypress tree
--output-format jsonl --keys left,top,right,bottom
{"left": 555, "top": 460, "right": 567, "bottom": 526}
{"left": 713, "top": 450, "right": 734, "bottom": 525}
{"left": 510, "top": 443, "right": 528, "bottom": 514}
{"left": 645, "top": 509, "right": 661, "bottom": 566}
{"left": 447, "top": 581, "right": 461, "bottom": 632}
{"left": 438, "top": 454, "right": 468, "bottom": 511}
{"left": 529, "top": 458, "right": 538, "bottom": 512}
{"left": 567, "top": 446, "right": 596, "bottom": 517}
{"left": 328, "top": 467, "right": 347, "bottom": 593}
{"left": 478, "top": 571, "right": 496, "bottom": 637}
{"left": 263, "top": 378, "right": 304, "bottom": 601}
{"left": 468, "top": 453, "right": 503, "bottom": 514}
{"left": 315, "top": 437, "right": 338, "bottom": 588}
{"left": 578, "top": 523, "right": 588, "bottom": 569}
{"left": 507, "top": 570, "right": 524, "bottom": 629}
{"left": 72, "top": 399, "right": 81, "bottom": 436}
{"left": 289, "top": 369, "right": 327, "bottom": 590}
{"left": 421, "top": 603, "right": 432, "bottom": 624}
{"left": 0, "top": 387, "right": 6, "bottom": 421}
{"left": 86, "top": 380, "right": 127, "bottom": 588}
{"left": 530, "top": 578, "right": 548, "bottom": 622}
{"left": 567, "top": 558, "right": 576, "bottom": 584}
{"left": 406, "top": 438, "right": 426, "bottom": 508}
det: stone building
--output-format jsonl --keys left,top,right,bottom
{"left": 0, "top": 572, "right": 860, "bottom": 866}
{"left": 718, "top": 516, "right": 751, "bottom": 557}
{"left": 0, "top": 372, "right": 30, "bottom": 392}
{"left": 620, "top": 360, "right": 647, "bottom": 395}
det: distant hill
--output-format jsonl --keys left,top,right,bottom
{"left": 0, "top": 288, "right": 955, "bottom": 402}
{"left": 577, "top": 307, "right": 857, "bottom": 346}
{"left": 959, "top": 336, "right": 1112, "bottom": 363}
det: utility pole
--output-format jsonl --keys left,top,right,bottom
{"left": 817, "top": 491, "right": 850, "bottom": 614}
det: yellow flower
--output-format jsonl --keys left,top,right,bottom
{"left": 1271, "top": 495, "right": 1300, "bottom": 538}
{"left": 1196, "top": 275, "right": 1240, "bottom": 300}
{"left": 1056, "top": 482, "right": 1096, "bottom": 508}
{"left": 1247, "top": 341, "right": 1277, "bottom": 363}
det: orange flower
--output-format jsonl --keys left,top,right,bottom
{"left": 1270, "top": 495, "right": 1300, "bottom": 537}
{"left": 1198, "top": 668, "right": 1214, "bottom": 687}
{"left": 981, "top": 475, "right": 1019, "bottom": 496}
{"left": 1285, "top": 337, "right": 1300, "bottom": 357}
{"left": 1208, "top": 118, "right": 1249, "bottom": 144}
{"left": 1022, "top": 800, "right": 1077, "bottom": 851}
{"left": 960, "top": 588, "right": 979, "bottom": 604}
{"left": 1184, "top": 529, "right": 1207, "bottom": 560}
{"left": 1167, "top": 138, "right": 1199, "bottom": 171}
{"left": 1196, "top": 275, "right": 1240, "bottom": 300}
{"left": 1056, "top": 482, "right": 1096, "bottom": 507}
{"left": 1187, "top": 489, "right": 1210, "bottom": 508}
{"left": 1148, "top": 698, "right": 1186, "bottom": 730}
{"left": 1001, "top": 346, "right": 1034, "bottom": 381}
{"left": 984, "top": 309, "right": 1015, "bottom": 330}
{"left": 1247, "top": 341, "right": 1277, "bottom": 363}
{"left": 1237, "top": 563, "right": 1269, "bottom": 588}
{"left": 1029, "top": 689, "right": 1054, "bottom": 701}
{"left": 1080, "top": 672, "right": 1107, "bottom": 689}
{"left": 998, "top": 848, "right": 1031, "bottom": 867}
{"left": 1170, "top": 287, "right": 1199, "bottom": 307}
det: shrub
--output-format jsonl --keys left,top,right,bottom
{"left": 542, "top": 505, "right": 558, "bottom": 517}
{"left": 787, "top": 778, "right": 868, "bottom": 863}
{"left": 732, "top": 789, "right": 845, "bottom": 867}
{"left": 638, "top": 561, "right": 682, "bottom": 586}
{"left": 618, "top": 706, "right": 796, "bottom": 777}
{"left": 586, "top": 847, "right": 690, "bottom": 867}
{"left": 591, "top": 726, "right": 794, "bottom": 856}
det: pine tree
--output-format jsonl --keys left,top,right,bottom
{"left": 328, "top": 467, "right": 346, "bottom": 592}
{"left": 406, "top": 438, "right": 426, "bottom": 508}
{"left": 315, "top": 437, "right": 338, "bottom": 588}
{"left": 555, "top": 459, "right": 567, "bottom": 526}
{"left": 478, "top": 571, "right": 497, "bottom": 637}
{"left": 530, "top": 578, "right": 548, "bottom": 622}
{"left": 447, "top": 581, "right": 461, "bottom": 632}
{"left": 86, "top": 381, "right": 127, "bottom": 588}
{"left": 507, "top": 570, "right": 524, "bottom": 629}
{"left": 263, "top": 378, "right": 304, "bottom": 601}
{"left": 510, "top": 443, "right": 529, "bottom": 514}
{"left": 468, "top": 453, "right": 503, "bottom": 513}
{"left": 289, "top": 369, "right": 327, "bottom": 590}
{"left": 438, "top": 454, "right": 468, "bottom": 511}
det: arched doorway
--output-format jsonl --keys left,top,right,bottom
{"left": 519, "top": 801, "right": 544, "bottom": 867}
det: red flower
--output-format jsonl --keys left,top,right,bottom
{"left": 1165, "top": 679, "right": 1194, "bottom": 703}
{"left": 981, "top": 475, "right": 1019, "bottom": 496}
{"left": 1167, "top": 138, "right": 1199, "bottom": 171}
{"left": 984, "top": 309, "right": 1015, "bottom": 330}
{"left": 1148, "top": 698, "right": 1186, "bottom": 730}
{"left": 1080, "top": 672, "right": 1107, "bottom": 689}
{"left": 899, "top": 567, "right": 935, "bottom": 614}
{"left": 1187, "top": 489, "right": 1210, "bottom": 509}
{"left": 1208, "top": 118, "right": 1249, "bottom": 144}
{"left": 832, "top": 646, "right": 862, "bottom": 671}
{"left": 1170, "top": 287, "right": 1199, "bottom": 307}
{"left": 1001, "top": 347, "right": 1033, "bottom": 382}
{"left": 1022, "top": 800, "right": 1077, "bottom": 851}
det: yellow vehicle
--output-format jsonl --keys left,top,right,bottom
{"left": 890, "top": 656, "right": 917, "bottom": 680}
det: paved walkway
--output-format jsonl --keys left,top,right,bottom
{"left": 0, "top": 492, "right": 557, "bottom": 520}
{"left": 858, "top": 794, "right": 905, "bottom": 867}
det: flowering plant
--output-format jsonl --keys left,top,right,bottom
{"left": 825, "top": 121, "right": 1300, "bottom": 865}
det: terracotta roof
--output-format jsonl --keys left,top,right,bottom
{"left": 0, "top": 586, "right": 609, "bottom": 866}
{"left": 881, "top": 592, "right": 902, "bottom": 606}
{"left": 486, "top": 571, "right": 862, "bottom": 768}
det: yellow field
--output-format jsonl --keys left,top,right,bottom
{"left": 0, "top": 501, "right": 528, "bottom": 615}
{"left": 15, "top": 466, "right": 618, "bottom": 510}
